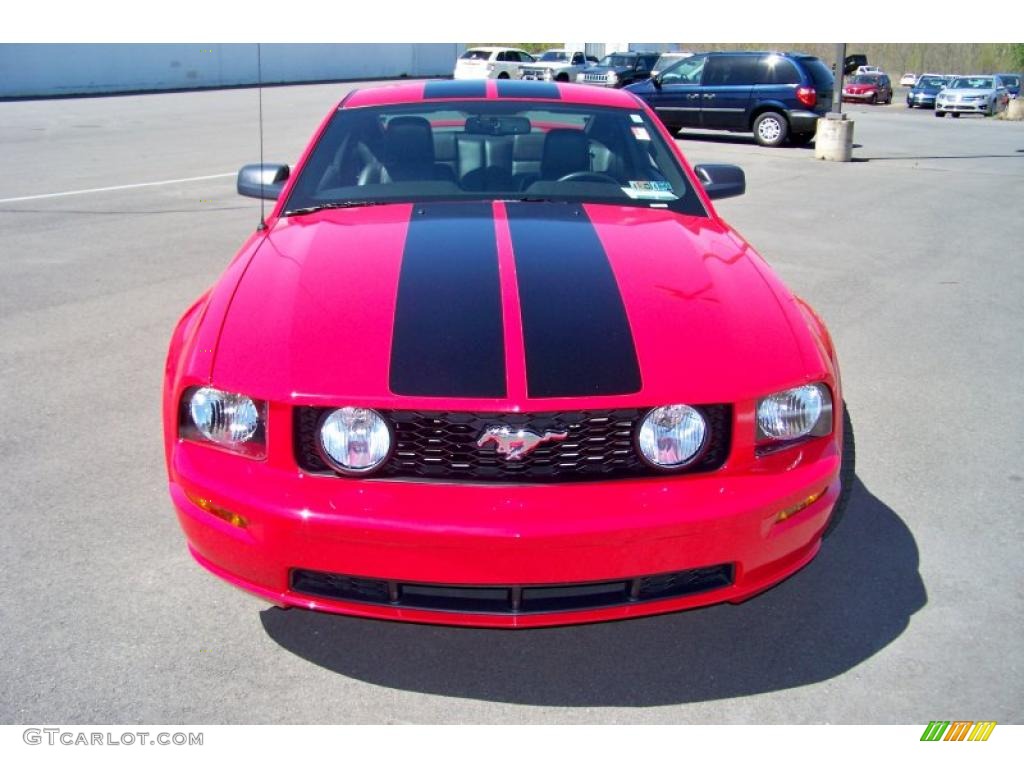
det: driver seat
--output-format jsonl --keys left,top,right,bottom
{"left": 539, "top": 129, "right": 592, "bottom": 180}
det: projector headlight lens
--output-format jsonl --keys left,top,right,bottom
{"left": 183, "top": 386, "right": 265, "bottom": 458}
{"left": 756, "top": 384, "right": 833, "bottom": 443}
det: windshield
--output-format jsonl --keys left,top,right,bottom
{"left": 848, "top": 75, "right": 879, "bottom": 84}
{"left": 598, "top": 54, "right": 636, "bottom": 68}
{"left": 539, "top": 51, "right": 569, "bottom": 62}
{"left": 916, "top": 76, "right": 946, "bottom": 89}
{"left": 1000, "top": 75, "right": 1020, "bottom": 88}
{"left": 950, "top": 77, "right": 993, "bottom": 89}
{"left": 283, "top": 101, "right": 705, "bottom": 217}
{"left": 460, "top": 50, "right": 491, "bottom": 61}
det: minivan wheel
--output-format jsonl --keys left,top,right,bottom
{"left": 497, "top": 72, "right": 510, "bottom": 80}
{"left": 753, "top": 111, "right": 788, "bottom": 147}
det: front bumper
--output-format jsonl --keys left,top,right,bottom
{"left": 842, "top": 92, "right": 878, "bottom": 102}
{"left": 908, "top": 94, "right": 937, "bottom": 107}
{"left": 169, "top": 434, "right": 842, "bottom": 628}
{"left": 936, "top": 101, "right": 989, "bottom": 113}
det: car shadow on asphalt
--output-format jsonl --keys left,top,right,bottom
{"left": 260, "top": 477, "right": 926, "bottom": 707}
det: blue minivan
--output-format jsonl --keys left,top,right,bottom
{"left": 626, "top": 51, "right": 834, "bottom": 147}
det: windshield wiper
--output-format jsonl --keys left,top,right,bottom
{"left": 283, "top": 201, "right": 389, "bottom": 217}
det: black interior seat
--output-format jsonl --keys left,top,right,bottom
{"left": 379, "top": 116, "right": 455, "bottom": 183}
{"left": 540, "top": 129, "right": 591, "bottom": 180}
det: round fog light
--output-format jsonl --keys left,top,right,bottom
{"left": 637, "top": 405, "right": 707, "bottom": 468}
{"left": 318, "top": 407, "right": 392, "bottom": 475}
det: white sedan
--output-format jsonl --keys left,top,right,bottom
{"left": 900, "top": 73, "right": 918, "bottom": 87}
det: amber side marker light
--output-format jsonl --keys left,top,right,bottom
{"left": 185, "top": 490, "right": 248, "bottom": 529}
{"left": 776, "top": 488, "right": 827, "bottom": 523}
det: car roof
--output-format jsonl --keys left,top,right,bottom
{"left": 342, "top": 80, "right": 642, "bottom": 110}
{"left": 465, "top": 46, "right": 524, "bottom": 52}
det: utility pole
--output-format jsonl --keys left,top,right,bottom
{"left": 831, "top": 43, "right": 846, "bottom": 116}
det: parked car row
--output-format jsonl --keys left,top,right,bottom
{"left": 455, "top": 47, "right": 599, "bottom": 81}
{"left": 453, "top": 48, "right": 835, "bottom": 148}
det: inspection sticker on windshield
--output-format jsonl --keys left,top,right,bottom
{"left": 631, "top": 126, "right": 651, "bottom": 141}
{"left": 630, "top": 113, "right": 645, "bottom": 124}
{"left": 622, "top": 181, "right": 677, "bottom": 200}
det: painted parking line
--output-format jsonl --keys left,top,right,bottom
{"left": 0, "top": 172, "right": 236, "bottom": 203}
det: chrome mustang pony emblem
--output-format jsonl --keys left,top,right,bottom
{"left": 477, "top": 426, "right": 568, "bottom": 461}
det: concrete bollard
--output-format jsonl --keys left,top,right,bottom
{"left": 1006, "top": 98, "right": 1024, "bottom": 121}
{"left": 814, "top": 113, "right": 855, "bottom": 162}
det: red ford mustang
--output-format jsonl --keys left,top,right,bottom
{"left": 164, "top": 79, "right": 853, "bottom": 628}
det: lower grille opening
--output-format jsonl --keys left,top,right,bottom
{"left": 290, "top": 564, "right": 734, "bottom": 615}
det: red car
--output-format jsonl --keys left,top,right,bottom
{"left": 164, "top": 80, "right": 853, "bottom": 628}
{"left": 842, "top": 74, "right": 893, "bottom": 104}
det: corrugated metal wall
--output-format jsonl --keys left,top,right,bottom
{"left": 0, "top": 44, "right": 464, "bottom": 98}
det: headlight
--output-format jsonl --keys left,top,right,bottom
{"left": 637, "top": 405, "right": 707, "bottom": 469}
{"left": 756, "top": 384, "right": 833, "bottom": 444}
{"left": 576, "top": 72, "right": 586, "bottom": 82}
{"left": 182, "top": 386, "right": 266, "bottom": 458}
{"left": 318, "top": 407, "right": 392, "bottom": 475}
{"left": 607, "top": 71, "right": 618, "bottom": 83}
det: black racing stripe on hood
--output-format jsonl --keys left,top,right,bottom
{"left": 423, "top": 80, "right": 487, "bottom": 99}
{"left": 389, "top": 202, "right": 506, "bottom": 398}
{"left": 495, "top": 80, "right": 561, "bottom": 99}
{"left": 507, "top": 202, "right": 641, "bottom": 398}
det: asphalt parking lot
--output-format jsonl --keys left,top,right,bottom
{"left": 1, "top": 80, "right": 1021, "bottom": 724}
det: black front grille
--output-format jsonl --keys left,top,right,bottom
{"left": 290, "top": 564, "right": 735, "bottom": 615}
{"left": 294, "top": 406, "right": 731, "bottom": 482}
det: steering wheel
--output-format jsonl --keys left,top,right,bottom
{"left": 556, "top": 171, "right": 620, "bottom": 184}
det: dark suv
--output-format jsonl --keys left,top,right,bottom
{"left": 577, "top": 51, "right": 661, "bottom": 88}
{"left": 626, "top": 51, "right": 834, "bottom": 147}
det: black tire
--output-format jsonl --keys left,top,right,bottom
{"left": 935, "top": 110, "right": 945, "bottom": 117}
{"left": 752, "top": 111, "right": 788, "bottom": 147}
{"left": 555, "top": 73, "right": 569, "bottom": 82}
{"left": 868, "top": 93, "right": 877, "bottom": 104}
{"left": 823, "top": 402, "right": 855, "bottom": 539}
{"left": 789, "top": 132, "right": 815, "bottom": 146}
{"left": 497, "top": 72, "right": 510, "bottom": 80}
{"left": 952, "top": 112, "right": 961, "bottom": 118}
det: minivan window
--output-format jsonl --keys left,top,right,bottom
{"left": 800, "top": 57, "right": 834, "bottom": 91}
{"left": 759, "top": 55, "right": 800, "bottom": 85}
{"left": 659, "top": 55, "right": 706, "bottom": 85}
{"left": 703, "top": 55, "right": 761, "bottom": 87}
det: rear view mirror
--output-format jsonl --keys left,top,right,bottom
{"left": 693, "top": 164, "right": 745, "bottom": 200}
{"left": 237, "top": 163, "right": 290, "bottom": 200}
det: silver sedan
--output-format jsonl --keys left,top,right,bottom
{"left": 935, "top": 76, "right": 1010, "bottom": 117}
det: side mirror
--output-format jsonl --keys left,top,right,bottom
{"left": 652, "top": 74, "right": 662, "bottom": 89}
{"left": 693, "top": 164, "right": 745, "bottom": 200}
{"left": 237, "top": 163, "right": 290, "bottom": 200}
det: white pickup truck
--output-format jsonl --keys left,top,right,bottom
{"left": 519, "top": 49, "right": 597, "bottom": 82}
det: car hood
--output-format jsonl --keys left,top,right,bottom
{"left": 212, "top": 202, "right": 824, "bottom": 409}
{"left": 941, "top": 88, "right": 995, "bottom": 96}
